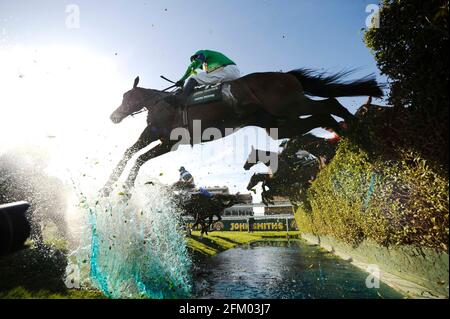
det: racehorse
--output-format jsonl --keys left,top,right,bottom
{"left": 179, "top": 193, "right": 246, "bottom": 236}
{"left": 244, "top": 132, "right": 340, "bottom": 205}
{"left": 243, "top": 131, "right": 341, "bottom": 172}
{"left": 102, "top": 69, "right": 382, "bottom": 196}
{"left": 245, "top": 153, "right": 319, "bottom": 206}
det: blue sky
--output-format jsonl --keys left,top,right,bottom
{"left": 1, "top": 0, "right": 383, "bottom": 90}
{"left": 0, "top": 0, "right": 384, "bottom": 197}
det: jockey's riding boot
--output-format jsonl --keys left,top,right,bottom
{"left": 165, "top": 78, "right": 199, "bottom": 107}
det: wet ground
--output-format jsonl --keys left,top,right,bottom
{"left": 193, "top": 240, "right": 403, "bottom": 299}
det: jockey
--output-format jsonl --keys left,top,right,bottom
{"left": 165, "top": 50, "right": 241, "bottom": 106}
{"left": 179, "top": 166, "right": 195, "bottom": 188}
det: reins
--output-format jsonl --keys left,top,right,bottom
{"left": 130, "top": 77, "right": 179, "bottom": 117}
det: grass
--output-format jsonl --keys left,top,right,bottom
{"left": 187, "top": 231, "right": 302, "bottom": 256}
{"left": 0, "top": 244, "right": 104, "bottom": 299}
{"left": 0, "top": 286, "right": 104, "bottom": 299}
{"left": 0, "top": 224, "right": 105, "bottom": 299}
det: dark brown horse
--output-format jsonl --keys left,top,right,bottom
{"left": 179, "top": 193, "right": 246, "bottom": 236}
{"left": 245, "top": 146, "right": 320, "bottom": 206}
{"left": 243, "top": 130, "right": 341, "bottom": 172}
{"left": 244, "top": 132, "right": 342, "bottom": 205}
{"left": 102, "top": 69, "right": 382, "bottom": 196}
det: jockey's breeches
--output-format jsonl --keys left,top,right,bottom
{"left": 191, "top": 65, "right": 241, "bottom": 85}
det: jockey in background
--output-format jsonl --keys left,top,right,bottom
{"left": 165, "top": 49, "right": 241, "bottom": 106}
{"left": 175, "top": 167, "right": 214, "bottom": 198}
{"left": 178, "top": 166, "right": 195, "bottom": 188}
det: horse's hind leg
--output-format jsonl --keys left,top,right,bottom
{"left": 323, "top": 97, "right": 356, "bottom": 124}
{"left": 284, "top": 93, "right": 354, "bottom": 122}
{"left": 276, "top": 115, "right": 342, "bottom": 139}
{"left": 309, "top": 114, "right": 343, "bottom": 135}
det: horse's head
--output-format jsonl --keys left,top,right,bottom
{"left": 243, "top": 146, "right": 257, "bottom": 170}
{"left": 110, "top": 76, "right": 146, "bottom": 124}
{"left": 246, "top": 173, "right": 259, "bottom": 190}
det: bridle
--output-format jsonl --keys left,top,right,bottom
{"left": 129, "top": 77, "right": 179, "bottom": 117}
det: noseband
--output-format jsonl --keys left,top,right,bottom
{"left": 129, "top": 86, "right": 178, "bottom": 117}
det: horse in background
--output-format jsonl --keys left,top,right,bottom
{"left": 244, "top": 97, "right": 386, "bottom": 206}
{"left": 244, "top": 132, "right": 341, "bottom": 205}
{"left": 178, "top": 192, "right": 247, "bottom": 236}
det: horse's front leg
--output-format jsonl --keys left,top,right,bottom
{"left": 191, "top": 213, "right": 201, "bottom": 231}
{"left": 261, "top": 180, "right": 274, "bottom": 206}
{"left": 124, "top": 141, "right": 174, "bottom": 190}
{"left": 261, "top": 181, "right": 269, "bottom": 206}
{"left": 101, "top": 126, "right": 155, "bottom": 196}
{"left": 208, "top": 213, "right": 217, "bottom": 231}
{"left": 201, "top": 221, "right": 209, "bottom": 237}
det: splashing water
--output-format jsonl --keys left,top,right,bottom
{"left": 0, "top": 45, "right": 194, "bottom": 298}
{"left": 66, "top": 182, "right": 192, "bottom": 298}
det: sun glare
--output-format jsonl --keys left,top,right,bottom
{"left": 0, "top": 45, "right": 145, "bottom": 186}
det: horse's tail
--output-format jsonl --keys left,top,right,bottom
{"left": 287, "top": 68, "right": 384, "bottom": 98}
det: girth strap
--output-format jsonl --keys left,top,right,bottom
{"left": 177, "top": 104, "right": 189, "bottom": 129}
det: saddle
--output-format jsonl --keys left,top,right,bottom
{"left": 178, "top": 82, "right": 237, "bottom": 128}
{"left": 186, "top": 84, "right": 223, "bottom": 106}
